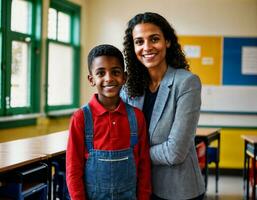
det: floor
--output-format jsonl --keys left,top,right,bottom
{"left": 205, "top": 175, "right": 244, "bottom": 200}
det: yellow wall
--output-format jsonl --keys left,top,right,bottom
{"left": 210, "top": 128, "right": 257, "bottom": 169}
{"left": 0, "top": 117, "right": 69, "bottom": 143}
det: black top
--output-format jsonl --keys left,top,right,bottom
{"left": 142, "top": 87, "right": 159, "bottom": 127}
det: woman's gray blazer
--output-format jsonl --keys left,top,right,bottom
{"left": 120, "top": 66, "right": 205, "bottom": 200}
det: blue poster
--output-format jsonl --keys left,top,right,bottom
{"left": 223, "top": 37, "right": 257, "bottom": 85}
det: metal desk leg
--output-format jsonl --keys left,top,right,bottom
{"left": 253, "top": 145, "right": 257, "bottom": 200}
{"left": 204, "top": 141, "right": 208, "bottom": 190}
{"left": 46, "top": 159, "right": 52, "bottom": 200}
{"left": 247, "top": 150, "right": 250, "bottom": 200}
{"left": 216, "top": 136, "right": 220, "bottom": 193}
{"left": 243, "top": 141, "right": 248, "bottom": 199}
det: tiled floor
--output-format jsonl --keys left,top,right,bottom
{"left": 205, "top": 175, "right": 244, "bottom": 200}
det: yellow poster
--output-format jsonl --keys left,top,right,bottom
{"left": 179, "top": 36, "right": 222, "bottom": 85}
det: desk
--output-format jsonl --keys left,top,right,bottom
{"left": 0, "top": 130, "right": 69, "bottom": 199}
{"left": 0, "top": 152, "right": 46, "bottom": 173}
{"left": 196, "top": 128, "right": 221, "bottom": 193}
{"left": 241, "top": 135, "right": 257, "bottom": 200}
{"left": 0, "top": 130, "right": 68, "bottom": 158}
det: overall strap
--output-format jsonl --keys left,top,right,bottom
{"left": 82, "top": 104, "right": 94, "bottom": 151}
{"left": 125, "top": 104, "right": 138, "bottom": 148}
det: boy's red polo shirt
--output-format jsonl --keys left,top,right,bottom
{"left": 66, "top": 94, "right": 151, "bottom": 200}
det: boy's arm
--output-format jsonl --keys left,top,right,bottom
{"left": 66, "top": 110, "right": 87, "bottom": 200}
{"left": 135, "top": 109, "right": 152, "bottom": 200}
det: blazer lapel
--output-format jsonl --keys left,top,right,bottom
{"left": 149, "top": 67, "right": 175, "bottom": 138}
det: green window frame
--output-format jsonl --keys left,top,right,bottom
{"left": 0, "top": 0, "right": 3, "bottom": 115}
{"left": 46, "top": 0, "right": 80, "bottom": 115}
{"left": 0, "top": 0, "right": 42, "bottom": 117}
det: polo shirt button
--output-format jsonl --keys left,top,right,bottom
{"left": 112, "top": 121, "right": 116, "bottom": 125}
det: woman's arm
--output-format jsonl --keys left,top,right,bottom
{"left": 150, "top": 75, "right": 201, "bottom": 166}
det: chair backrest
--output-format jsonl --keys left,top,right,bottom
{"left": 196, "top": 141, "right": 206, "bottom": 170}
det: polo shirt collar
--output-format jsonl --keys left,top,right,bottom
{"left": 89, "top": 94, "right": 127, "bottom": 116}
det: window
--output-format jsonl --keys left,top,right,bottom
{"left": 0, "top": 0, "right": 41, "bottom": 117}
{"left": 46, "top": 0, "right": 80, "bottom": 114}
{"left": 0, "top": 0, "right": 3, "bottom": 115}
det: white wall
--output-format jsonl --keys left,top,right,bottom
{"left": 86, "top": 0, "right": 257, "bottom": 51}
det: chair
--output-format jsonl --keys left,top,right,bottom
{"left": 196, "top": 142, "right": 219, "bottom": 193}
{"left": 196, "top": 141, "right": 206, "bottom": 171}
{"left": 0, "top": 163, "right": 48, "bottom": 200}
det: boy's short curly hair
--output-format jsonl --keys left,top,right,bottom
{"left": 87, "top": 44, "right": 124, "bottom": 74}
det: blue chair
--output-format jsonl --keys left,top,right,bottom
{"left": 0, "top": 163, "right": 48, "bottom": 200}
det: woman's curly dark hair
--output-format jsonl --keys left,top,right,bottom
{"left": 123, "top": 12, "right": 189, "bottom": 97}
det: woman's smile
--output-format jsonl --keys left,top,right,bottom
{"left": 132, "top": 23, "right": 170, "bottom": 70}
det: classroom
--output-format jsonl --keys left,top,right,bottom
{"left": 0, "top": 0, "right": 257, "bottom": 199}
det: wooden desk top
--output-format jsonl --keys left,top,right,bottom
{"left": 26, "top": 130, "right": 69, "bottom": 157}
{"left": 0, "top": 152, "right": 46, "bottom": 173}
{"left": 196, "top": 128, "right": 221, "bottom": 137}
{"left": 241, "top": 135, "right": 257, "bottom": 144}
{"left": 0, "top": 130, "right": 68, "bottom": 156}
{"left": 0, "top": 130, "right": 69, "bottom": 173}
{"left": 195, "top": 128, "right": 221, "bottom": 145}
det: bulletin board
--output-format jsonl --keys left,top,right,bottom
{"left": 223, "top": 37, "right": 257, "bottom": 85}
{"left": 179, "top": 36, "right": 257, "bottom": 115}
{"left": 178, "top": 36, "right": 222, "bottom": 85}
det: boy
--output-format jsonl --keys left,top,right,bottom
{"left": 66, "top": 44, "right": 151, "bottom": 200}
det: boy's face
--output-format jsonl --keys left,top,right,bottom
{"left": 88, "top": 56, "right": 126, "bottom": 104}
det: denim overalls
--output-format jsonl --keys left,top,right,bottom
{"left": 82, "top": 104, "right": 138, "bottom": 200}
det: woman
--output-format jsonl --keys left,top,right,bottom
{"left": 120, "top": 12, "right": 205, "bottom": 200}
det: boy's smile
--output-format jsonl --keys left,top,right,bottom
{"left": 88, "top": 56, "right": 126, "bottom": 109}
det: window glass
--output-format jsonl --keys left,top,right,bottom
{"left": 0, "top": 0, "right": 41, "bottom": 120}
{"left": 10, "top": 41, "right": 30, "bottom": 107}
{"left": 57, "top": 11, "right": 70, "bottom": 42}
{"left": 11, "top": 0, "right": 32, "bottom": 34}
{"left": 48, "top": 42, "right": 72, "bottom": 105}
{"left": 48, "top": 8, "right": 57, "bottom": 40}
{"left": 46, "top": 0, "right": 80, "bottom": 113}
